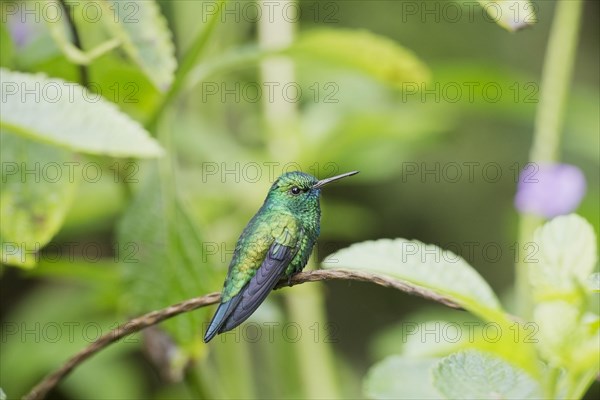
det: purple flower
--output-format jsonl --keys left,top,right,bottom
{"left": 7, "top": 12, "right": 44, "bottom": 49}
{"left": 515, "top": 163, "right": 586, "bottom": 218}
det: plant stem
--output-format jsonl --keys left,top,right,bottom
{"left": 212, "top": 333, "right": 257, "bottom": 398}
{"left": 566, "top": 370, "right": 599, "bottom": 400}
{"left": 515, "top": 0, "right": 583, "bottom": 318}
{"left": 545, "top": 366, "right": 561, "bottom": 399}
{"left": 58, "top": 0, "right": 89, "bottom": 88}
{"left": 259, "top": 0, "right": 302, "bottom": 160}
{"left": 146, "top": 0, "right": 227, "bottom": 130}
{"left": 529, "top": 1, "right": 583, "bottom": 164}
{"left": 258, "top": 0, "right": 339, "bottom": 397}
{"left": 285, "top": 270, "right": 341, "bottom": 399}
{"left": 22, "top": 269, "right": 459, "bottom": 400}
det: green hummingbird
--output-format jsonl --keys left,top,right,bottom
{"left": 203, "top": 170, "right": 359, "bottom": 342}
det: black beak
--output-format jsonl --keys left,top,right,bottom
{"left": 312, "top": 171, "right": 359, "bottom": 189}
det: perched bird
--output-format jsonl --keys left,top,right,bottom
{"left": 203, "top": 170, "right": 359, "bottom": 342}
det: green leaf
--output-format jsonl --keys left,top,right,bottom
{"left": 322, "top": 239, "right": 503, "bottom": 321}
{"left": 117, "top": 166, "right": 218, "bottom": 360}
{"left": 87, "top": 56, "right": 161, "bottom": 121}
{"left": 0, "top": 68, "right": 163, "bottom": 157}
{"left": 0, "top": 133, "right": 77, "bottom": 268}
{"left": 99, "top": 0, "right": 177, "bottom": 91}
{"left": 371, "top": 312, "right": 478, "bottom": 360}
{"left": 534, "top": 300, "right": 600, "bottom": 373}
{"left": 363, "top": 356, "right": 442, "bottom": 399}
{"left": 432, "top": 350, "right": 543, "bottom": 399}
{"left": 534, "top": 301, "right": 579, "bottom": 365}
{"left": 529, "top": 214, "right": 598, "bottom": 298}
{"left": 475, "top": 1, "right": 537, "bottom": 32}
{"left": 288, "top": 29, "right": 430, "bottom": 89}
{"left": 187, "top": 29, "right": 430, "bottom": 95}
{"left": 527, "top": 216, "right": 600, "bottom": 377}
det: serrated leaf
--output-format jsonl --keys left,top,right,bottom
{"left": 322, "top": 239, "right": 542, "bottom": 379}
{"left": 99, "top": 0, "right": 176, "bottom": 91}
{"left": 289, "top": 29, "right": 430, "bottom": 89}
{"left": 363, "top": 356, "right": 442, "bottom": 399}
{"left": 0, "top": 133, "right": 77, "bottom": 268}
{"left": 432, "top": 350, "right": 543, "bottom": 399}
{"left": 529, "top": 214, "right": 598, "bottom": 297}
{"left": 0, "top": 68, "right": 163, "bottom": 157}
{"left": 322, "top": 239, "right": 503, "bottom": 321}
{"left": 475, "top": 1, "right": 537, "bottom": 32}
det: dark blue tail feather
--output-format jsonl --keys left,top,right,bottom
{"left": 203, "top": 296, "right": 241, "bottom": 343}
{"left": 203, "top": 241, "right": 295, "bottom": 343}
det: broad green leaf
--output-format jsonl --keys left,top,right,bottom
{"left": 534, "top": 301, "right": 578, "bottom": 366}
{"left": 99, "top": 0, "right": 177, "bottom": 91}
{"left": 322, "top": 239, "right": 503, "bottom": 321}
{"left": 87, "top": 56, "right": 161, "bottom": 121}
{"left": 363, "top": 356, "right": 442, "bottom": 399}
{"left": 432, "top": 350, "right": 543, "bottom": 399}
{"left": 0, "top": 68, "right": 163, "bottom": 157}
{"left": 288, "top": 29, "right": 430, "bottom": 89}
{"left": 534, "top": 300, "right": 600, "bottom": 373}
{"left": 369, "top": 309, "right": 478, "bottom": 360}
{"left": 188, "top": 29, "right": 430, "bottom": 94}
{"left": 475, "top": 1, "right": 537, "bottom": 32}
{"left": 0, "top": 133, "right": 77, "bottom": 268}
{"left": 529, "top": 214, "right": 598, "bottom": 297}
{"left": 117, "top": 166, "right": 218, "bottom": 362}
{"left": 467, "top": 320, "right": 541, "bottom": 379}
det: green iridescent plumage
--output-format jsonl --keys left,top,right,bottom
{"left": 204, "top": 170, "right": 358, "bottom": 342}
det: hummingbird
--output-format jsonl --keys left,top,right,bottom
{"left": 203, "top": 170, "right": 359, "bottom": 342}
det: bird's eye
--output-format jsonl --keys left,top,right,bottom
{"left": 291, "top": 186, "right": 301, "bottom": 195}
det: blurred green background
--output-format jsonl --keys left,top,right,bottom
{"left": 1, "top": 0, "right": 598, "bottom": 399}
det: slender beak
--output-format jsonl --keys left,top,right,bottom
{"left": 312, "top": 170, "right": 359, "bottom": 189}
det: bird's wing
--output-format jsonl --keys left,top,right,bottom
{"left": 203, "top": 221, "right": 301, "bottom": 342}
{"left": 219, "top": 237, "right": 297, "bottom": 333}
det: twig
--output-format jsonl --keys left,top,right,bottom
{"left": 22, "top": 269, "right": 460, "bottom": 400}
{"left": 281, "top": 269, "right": 461, "bottom": 309}
{"left": 58, "top": 0, "right": 89, "bottom": 88}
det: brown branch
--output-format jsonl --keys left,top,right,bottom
{"left": 22, "top": 269, "right": 460, "bottom": 400}
{"left": 281, "top": 269, "right": 461, "bottom": 309}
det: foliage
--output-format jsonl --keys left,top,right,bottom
{"left": 332, "top": 214, "right": 599, "bottom": 398}
{"left": 1, "top": 0, "right": 598, "bottom": 399}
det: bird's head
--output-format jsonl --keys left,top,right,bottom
{"left": 266, "top": 170, "right": 359, "bottom": 216}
